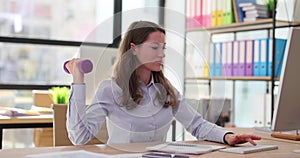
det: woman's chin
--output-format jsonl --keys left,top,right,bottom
{"left": 151, "top": 66, "right": 161, "bottom": 72}
{"left": 147, "top": 64, "right": 162, "bottom": 72}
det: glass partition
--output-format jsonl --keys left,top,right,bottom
{"left": 0, "top": 0, "right": 162, "bottom": 88}
{"left": 122, "top": 0, "right": 160, "bottom": 34}
{"left": 0, "top": 42, "right": 76, "bottom": 85}
{"left": 0, "top": 0, "right": 114, "bottom": 43}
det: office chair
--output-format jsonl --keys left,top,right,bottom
{"left": 53, "top": 104, "right": 108, "bottom": 146}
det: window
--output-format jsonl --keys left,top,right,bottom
{"left": 0, "top": 0, "right": 163, "bottom": 107}
{"left": 0, "top": 0, "right": 114, "bottom": 42}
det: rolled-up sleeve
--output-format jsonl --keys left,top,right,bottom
{"left": 66, "top": 82, "right": 109, "bottom": 145}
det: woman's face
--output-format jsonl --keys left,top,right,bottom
{"left": 133, "top": 31, "right": 166, "bottom": 72}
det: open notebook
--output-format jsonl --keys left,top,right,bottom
{"left": 0, "top": 108, "right": 40, "bottom": 117}
{"left": 146, "top": 142, "right": 225, "bottom": 155}
{"left": 219, "top": 145, "right": 278, "bottom": 154}
{"left": 0, "top": 106, "right": 53, "bottom": 117}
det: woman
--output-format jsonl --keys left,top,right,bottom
{"left": 65, "top": 21, "right": 260, "bottom": 145}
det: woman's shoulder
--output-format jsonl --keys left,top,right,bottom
{"left": 99, "top": 78, "right": 113, "bottom": 86}
{"left": 95, "top": 78, "right": 123, "bottom": 105}
{"left": 97, "top": 78, "right": 121, "bottom": 92}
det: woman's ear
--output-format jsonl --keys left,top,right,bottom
{"left": 130, "top": 43, "right": 135, "bottom": 49}
{"left": 130, "top": 43, "right": 137, "bottom": 55}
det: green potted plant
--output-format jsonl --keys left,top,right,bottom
{"left": 265, "top": 0, "right": 275, "bottom": 18}
{"left": 49, "top": 87, "right": 70, "bottom": 105}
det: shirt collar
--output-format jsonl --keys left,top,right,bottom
{"left": 139, "top": 73, "right": 155, "bottom": 87}
{"left": 148, "top": 74, "right": 155, "bottom": 87}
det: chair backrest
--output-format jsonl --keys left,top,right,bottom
{"left": 186, "top": 98, "right": 231, "bottom": 127}
{"left": 32, "top": 90, "right": 53, "bottom": 108}
{"left": 53, "top": 104, "right": 108, "bottom": 146}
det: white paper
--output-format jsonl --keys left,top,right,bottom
{"left": 219, "top": 145, "right": 278, "bottom": 154}
{"left": 24, "top": 150, "right": 143, "bottom": 158}
{"left": 146, "top": 142, "right": 225, "bottom": 155}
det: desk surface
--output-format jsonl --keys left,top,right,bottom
{"left": 229, "top": 127, "right": 300, "bottom": 145}
{"left": 1, "top": 128, "right": 300, "bottom": 158}
{"left": 0, "top": 107, "right": 53, "bottom": 124}
{"left": 0, "top": 115, "right": 52, "bottom": 124}
{"left": 0, "top": 109, "right": 53, "bottom": 149}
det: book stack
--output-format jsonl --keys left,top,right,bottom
{"left": 238, "top": 2, "right": 269, "bottom": 22}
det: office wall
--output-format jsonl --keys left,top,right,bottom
{"left": 164, "top": 0, "right": 185, "bottom": 141}
{"left": 164, "top": 0, "right": 185, "bottom": 94}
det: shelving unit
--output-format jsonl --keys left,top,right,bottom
{"left": 185, "top": 76, "right": 279, "bottom": 81}
{"left": 187, "top": 18, "right": 300, "bottom": 34}
{"left": 183, "top": 1, "right": 300, "bottom": 127}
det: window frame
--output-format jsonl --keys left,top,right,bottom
{"left": 0, "top": 0, "right": 165, "bottom": 90}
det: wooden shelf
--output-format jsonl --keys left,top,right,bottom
{"left": 185, "top": 76, "right": 279, "bottom": 81}
{"left": 186, "top": 19, "right": 300, "bottom": 34}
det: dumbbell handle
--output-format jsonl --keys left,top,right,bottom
{"left": 63, "top": 59, "right": 93, "bottom": 74}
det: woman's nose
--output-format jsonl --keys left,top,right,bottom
{"left": 158, "top": 49, "right": 165, "bottom": 58}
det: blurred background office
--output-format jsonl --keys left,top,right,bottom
{"left": 0, "top": 0, "right": 286, "bottom": 149}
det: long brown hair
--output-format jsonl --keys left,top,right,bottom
{"left": 113, "top": 21, "right": 177, "bottom": 110}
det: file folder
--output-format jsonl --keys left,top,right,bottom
{"left": 209, "top": 43, "right": 215, "bottom": 76}
{"left": 253, "top": 94, "right": 266, "bottom": 127}
{"left": 211, "top": 0, "right": 218, "bottom": 26}
{"left": 238, "top": 40, "right": 246, "bottom": 76}
{"left": 259, "top": 39, "right": 268, "bottom": 76}
{"left": 221, "top": 42, "right": 227, "bottom": 76}
{"left": 245, "top": 40, "right": 254, "bottom": 76}
{"left": 190, "top": 0, "right": 197, "bottom": 28}
{"left": 226, "top": 0, "right": 234, "bottom": 24}
{"left": 253, "top": 39, "right": 260, "bottom": 76}
{"left": 226, "top": 41, "right": 233, "bottom": 76}
{"left": 267, "top": 38, "right": 287, "bottom": 77}
{"left": 203, "top": 40, "right": 211, "bottom": 77}
{"left": 206, "top": 0, "right": 212, "bottom": 27}
{"left": 186, "top": 0, "right": 199, "bottom": 28}
{"left": 195, "top": 0, "right": 203, "bottom": 27}
{"left": 222, "top": 0, "right": 228, "bottom": 25}
{"left": 202, "top": 0, "right": 208, "bottom": 27}
{"left": 186, "top": 0, "right": 193, "bottom": 28}
{"left": 214, "top": 42, "right": 222, "bottom": 76}
{"left": 267, "top": 38, "right": 273, "bottom": 77}
{"left": 216, "top": 0, "right": 223, "bottom": 26}
{"left": 223, "top": 0, "right": 234, "bottom": 25}
{"left": 274, "top": 39, "right": 287, "bottom": 77}
{"left": 232, "top": 41, "right": 239, "bottom": 76}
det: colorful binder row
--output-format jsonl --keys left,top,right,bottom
{"left": 186, "top": 0, "right": 234, "bottom": 28}
{"left": 209, "top": 38, "right": 287, "bottom": 77}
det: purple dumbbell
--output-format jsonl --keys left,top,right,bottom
{"left": 63, "top": 59, "right": 93, "bottom": 74}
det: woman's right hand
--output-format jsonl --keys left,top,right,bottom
{"left": 65, "top": 58, "right": 84, "bottom": 84}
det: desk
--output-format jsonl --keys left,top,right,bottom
{"left": 1, "top": 128, "right": 300, "bottom": 158}
{"left": 0, "top": 114, "right": 53, "bottom": 149}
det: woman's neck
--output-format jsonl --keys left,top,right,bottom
{"left": 136, "top": 66, "right": 151, "bottom": 85}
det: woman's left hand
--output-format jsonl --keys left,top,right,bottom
{"left": 224, "top": 133, "right": 261, "bottom": 146}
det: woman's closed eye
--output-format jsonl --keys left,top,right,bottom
{"left": 151, "top": 46, "right": 160, "bottom": 50}
{"left": 150, "top": 44, "right": 166, "bottom": 50}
